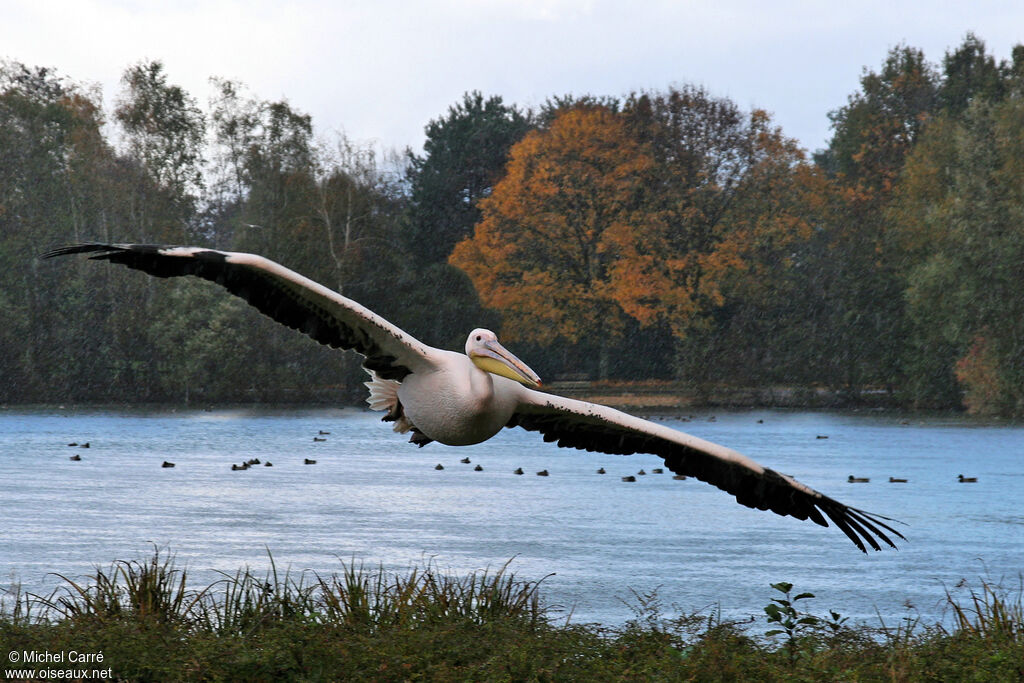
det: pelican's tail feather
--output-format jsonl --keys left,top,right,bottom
{"left": 364, "top": 369, "right": 414, "bottom": 434}
{"left": 364, "top": 369, "right": 400, "bottom": 412}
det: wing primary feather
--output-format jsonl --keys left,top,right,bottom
{"left": 820, "top": 507, "right": 869, "bottom": 553}
{"left": 510, "top": 392, "right": 906, "bottom": 553}
{"left": 837, "top": 512, "right": 881, "bottom": 552}
{"left": 43, "top": 243, "right": 421, "bottom": 380}
{"left": 805, "top": 505, "right": 829, "bottom": 528}
{"left": 846, "top": 507, "right": 903, "bottom": 549}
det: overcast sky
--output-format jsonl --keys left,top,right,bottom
{"left": 4, "top": 1, "right": 1024, "bottom": 156}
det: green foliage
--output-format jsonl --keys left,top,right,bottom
{"left": 808, "top": 45, "right": 940, "bottom": 395}
{"left": 377, "top": 262, "right": 500, "bottom": 353}
{"left": 116, "top": 61, "right": 206, "bottom": 213}
{"left": 939, "top": 33, "right": 1008, "bottom": 116}
{"left": 763, "top": 582, "right": 818, "bottom": 640}
{"left": 0, "top": 60, "right": 419, "bottom": 405}
{"left": 0, "top": 60, "right": 150, "bottom": 401}
{"left": 762, "top": 581, "right": 850, "bottom": 664}
{"left": 898, "top": 98, "right": 1024, "bottom": 413}
{"left": 821, "top": 44, "right": 938, "bottom": 191}
{"left": 405, "top": 91, "right": 533, "bottom": 264}
{"left": 807, "top": 34, "right": 1024, "bottom": 410}
{"left": 3, "top": 554, "right": 1023, "bottom": 681}
{"left": 147, "top": 280, "right": 261, "bottom": 403}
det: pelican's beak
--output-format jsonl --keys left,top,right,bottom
{"left": 471, "top": 340, "right": 542, "bottom": 389}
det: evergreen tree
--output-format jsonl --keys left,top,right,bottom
{"left": 405, "top": 91, "right": 532, "bottom": 264}
{"left": 938, "top": 33, "right": 1006, "bottom": 116}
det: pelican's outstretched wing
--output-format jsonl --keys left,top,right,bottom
{"left": 509, "top": 390, "right": 904, "bottom": 552}
{"left": 43, "top": 243, "right": 436, "bottom": 380}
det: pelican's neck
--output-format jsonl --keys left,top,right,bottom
{"left": 467, "top": 361, "right": 496, "bottom": 407}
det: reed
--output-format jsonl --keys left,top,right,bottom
{"left": 191, "top": 552, "right": 318, "bottom": 636}
{"left": 0, "top": 582, "right": 37, "bottom": 626}
{"left": 945, "top": 575, "right": 1023, "bottom": 642}
{"left": 34, "top": 546, "right": 204, "bottom": 626}
{"left": 2, "top": 552, "right": 1022, "bottom": 681}
{"left": 314, "top": 557, "right": 548, "bottom": 631}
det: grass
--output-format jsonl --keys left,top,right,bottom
{"left": 1, "top": 549, "right": 1022, "bottom": 681}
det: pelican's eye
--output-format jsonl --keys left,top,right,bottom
{"left": 475, "top": 335, "right": 482, "bottom": 341}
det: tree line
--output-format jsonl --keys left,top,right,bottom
{"left": 3, "top": 33, "right": 1023, "bottom": 413}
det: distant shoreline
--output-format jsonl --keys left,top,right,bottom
{"left": 545, "top": 380, "right": 905, "bottom": 412}
{"left": 0, "top": 381, "right": 959, "bottom": 415}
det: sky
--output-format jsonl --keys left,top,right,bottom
{"left": 4, "top": 1, "right": 1024, "bottom": 156}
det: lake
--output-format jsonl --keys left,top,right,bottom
{"left": 1, "top": 406, "right": 1021, "bottom": 629}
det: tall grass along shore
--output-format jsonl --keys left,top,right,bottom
{"left": 1, "top": 549, "right": 1021, "bottom": 681}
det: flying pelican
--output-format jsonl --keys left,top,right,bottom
{"left": 43, "top": 243, "right": 904, "bottom": 552}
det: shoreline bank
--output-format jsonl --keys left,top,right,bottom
{"left": 0, "top": 381, "right": 951, "bottom": 415}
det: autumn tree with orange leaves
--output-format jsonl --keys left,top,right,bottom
{"left": 450, "top": 105, "right": 657, "bottom": 377}
{"left": 451, "top": 94, "right": 818, "bottom": 381}
{"left": 622, "top": 88, "right": 819, "bottom": 332}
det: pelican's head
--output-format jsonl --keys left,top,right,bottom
{"left": 465, "top": 328, "right": 541, "bottom": 389}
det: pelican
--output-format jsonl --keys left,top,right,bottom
{"left": 43, "top": 243, "right": 904, "bottom": 552}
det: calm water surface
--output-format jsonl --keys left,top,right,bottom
{"left": 1, "top": 407, "right": 1022, "bottom": 628}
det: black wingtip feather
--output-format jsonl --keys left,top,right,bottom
{"left": 45, "top": 242, "right": 415, "bottom": 381}
{"left": 822, "top": 506, "right": 869, "bottom": 553}
{"left": 513, "top": 404, "right": 907, "bottom": 552}
{"left": 848, "top": 507, "right": 905, "bottom": 549}
{"left": 42, "top": 243, "right": 122, "bottom": 259}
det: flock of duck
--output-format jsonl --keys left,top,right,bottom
{"left": 61, "top": 429, "right": 980, "bottom": 488}
{"left": 63, "top": 434, "right": 704, "bottom": 483}
{"left": 846, "top": 474, "right": 978, "bottom": 483}
{"left": 430, "top": 457, "right": 691, "bottom": 483}
{"left": 61, "top": 432, "right": 331, "bottom": 470}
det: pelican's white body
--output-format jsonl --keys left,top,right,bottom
{"left": 397, "top": 350, "right": 521, "bottom": 445}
